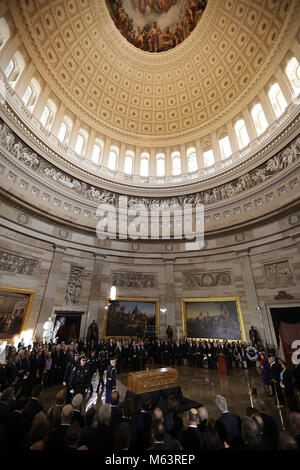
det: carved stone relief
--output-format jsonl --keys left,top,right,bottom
{"left": 0, "top": 251, "right": 38, "bottom": 276}
{"left": 1, "top": 120, "right": 300, "bottom": 210}
{"left": 184, "top": 271, "right": 232, "bottom": 288}
{"left": 64, "top": 266, "right": 85, "bottom": 305}
{"left": 112, "top": 272, "right": 156, "bottom": 288}
{"left": 263, "top": 260, "right": 294, "bottom": 289}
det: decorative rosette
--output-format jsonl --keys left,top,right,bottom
{"left": 246, "top": 345, "right": 259, "bottom": 361}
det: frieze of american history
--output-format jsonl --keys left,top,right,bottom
{"left": 0, "top": 120, "right": 299, "bottom": 210}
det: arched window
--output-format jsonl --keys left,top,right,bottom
{"left": 74, "top": 129, "right": 88, "bottom": 155}
{"left": 234, "top": 119, "right": 250, "bottom": 149}
{"left": 156, "top": 152, "right": 165, "bottom": 177}
{"left": 4, "top": 50, "right": 25, "bottom": 88}
{"left": 124, "top": 150, "right": 134, "bottom": 174}
{"left": 22, "top": 78, "right": 41, "bottom": 111}
{"left": 203, "top": 149, "right": 214, "bottom": 167}
{"left": 0, "top": 17, "right": 10, "bottom": 51}
{"left": 285, "top": 57, "right": 300, "bottom": 95}
{"left": 58, "top": 116, "right": 72, "bottom": 144}
{"left": 268, "top": 83, "right": 287, "bottom": 118}
{"left": 171, "top": 151, "right": 181, "bottom": 175}
{"left": 251, "top": 103, "right": 268, "bottom": 135}
{"left": 219, "top": 136, "right": 232, "bottom": 159}
{"left": 140, "top": 152, "right": 149, "bottom": 177}
{"left": 108, "top": 145, "right": 118, "bottom": 170}
{"left": 40, "top": 99, "right": 56, "bottom": 130}
{"left": 91, "top": 138, "right": 104, "bottom": 164}
{"left": 187, "top": 147, "right": 198, "bottom": 172}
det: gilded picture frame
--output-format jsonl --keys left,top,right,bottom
{"left": 0, "top": 286, "right": 35, "bottom": 342}
{"left": 182, "top": 297, "right": 246, "bottom": 342}
{"left": 102, "top": 297, "right": 159, "bottom": 338}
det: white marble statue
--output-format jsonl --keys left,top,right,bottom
{"left": 0, "top": 341, "right": 7, "bottom": 365}
{"left": 42, "top": 317, "right": 54, "bottom": 343}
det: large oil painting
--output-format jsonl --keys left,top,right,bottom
{"left": 103, "top": 298, "right": 159, "bottom": 337}
{"left": 105, "top": 0, "right": 208, "bottom": 52}
{"left": 0, "top": 287, "right": 35, "bottom": 341}
{"left": 182, "top": 297, "right": 245, "bottom": 341}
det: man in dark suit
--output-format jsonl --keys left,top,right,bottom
{"left": 268, "top": 356, "right": 284, "bottom": 405}
{"left": 23, "top": 383, "right": 44, "bottom": 431}
{"left": 216, "top": 394, "right": 242, "bottom": 447}
{"left": 136, "top": 394, "right": 152, "bottom": 451}
{"left": 254, "top": 399, "right": 279, "bottom": 449}
{"left": 71, "top": 393, "right": 84, "bottom": 428}
{"left": 45, "top": 404, "right": 73, "bottom": 449}
{"left": 0, "top": 387, "right": 14, "bottom": 428}
{"left": 147, "top": 422, "right": 166, "bottom": 450}
{"left": 109, "top": 390, "right": 122, "bottom": 430}
{"left": 6, "top": 394, "right": 29, "bottom": 450}
{"left": 180, "top": 408, "right": 204, "bottom": 451}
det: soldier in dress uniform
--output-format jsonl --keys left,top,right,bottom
{"left": 105, "top": 357, "right": 117, "bottom": 404}
{"left": 87, "top": 350, "right": 98, "bottom": 395}
{"left": 69, "top": 356, "right": 90, "bottom": 400}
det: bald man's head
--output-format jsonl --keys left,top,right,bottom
{"left": 61, "top": 404, "right": 73, "bottom": 425}
{"left": 189, "top": 408, "right": 199, "bottom": 424}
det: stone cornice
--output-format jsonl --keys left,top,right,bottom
{"left": 0, "top": 90, "right": 299, "bottom": 196}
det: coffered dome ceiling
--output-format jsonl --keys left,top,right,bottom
{"left": 9, "top": 0, "right": 298, "bottom": 142}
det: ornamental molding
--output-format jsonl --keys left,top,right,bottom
{"left": 183, "top": 271, "right": 232, "bottom": 288}
{"left": 112, "top": 272, "right": 157, "bottom": 288}
{"left": 0, "top": 251, "right": 38, "bottom": 276}
{"left": 0, "top": 119, "right": 299, "bottom": 211}
{"left": 0, "top": 89, "right": 299, "bottom": 196}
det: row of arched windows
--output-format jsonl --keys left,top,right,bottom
{"left": 1, "top": 16, "right": 300, "bottom": 178}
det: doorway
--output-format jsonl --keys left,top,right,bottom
{"left": 270, "top": 307, "right": 300, "bottom": 366}
{"left": 53, "top": 311, "right": 84, "bottom": 343}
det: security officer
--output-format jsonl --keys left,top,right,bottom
{"left": 69, "top": 356, "right": 90, "bottom": 399}
{"left": 87, "top": 350, "right": 98, "bottom": 395}
{"left": 63, "top": 352, "right": 80, "bottom": 404}
{"left": 105, "top": 356, "right": 117, "bottom": 404}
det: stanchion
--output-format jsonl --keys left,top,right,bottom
{"left": 272, "top": 379, "right": 285, "bottom": 430}
{"left": 245, "top": 369, "right": 254, "bottom": 407}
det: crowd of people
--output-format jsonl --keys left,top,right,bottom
{"left": 0, "top": 333, "right": 299, "bottom": 451}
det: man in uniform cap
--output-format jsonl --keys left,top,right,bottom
{"left": 63, "top": 352, "right": 80, "bottom": 404}
{"left": 69, "top": 356, "right": 90, "bottom": 400}
{"left": 105, "top": 356, "right": 117, "bottom": 404}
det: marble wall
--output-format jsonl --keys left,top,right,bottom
{"left": 0, "top": 209, "right": 299, "bottom": 345}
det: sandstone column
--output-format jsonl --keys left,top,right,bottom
{"left": 85, "top": 254, "right": 106, "bottom": 336}
{"left": 162, "top": 257, "right": 176, "bottom": 338}
{"left": 34, "top": 244, "right": 66, "bottom": 338}
{"left": 236, "top": 249, "right": 265, "bottom": 342}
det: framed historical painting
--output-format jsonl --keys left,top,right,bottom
{"left": 182, "top": 297, "right": 246, "bottom": 341}
{"left": 102, "top": 297, "right": 159, "bottom": 338}
{"left": 0, "top": 286, "right": 35, "bottom": 341}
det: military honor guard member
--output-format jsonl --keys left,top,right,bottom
{"left": 69, "top": 356, "right": 90, "bottom": 400}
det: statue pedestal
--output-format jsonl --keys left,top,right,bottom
{"left": 217, "top": 354, "right": 228, "bottom": 376}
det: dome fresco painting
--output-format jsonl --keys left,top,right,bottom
{"left": 105, "top": 0, "right": 208, "bottom": 52}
